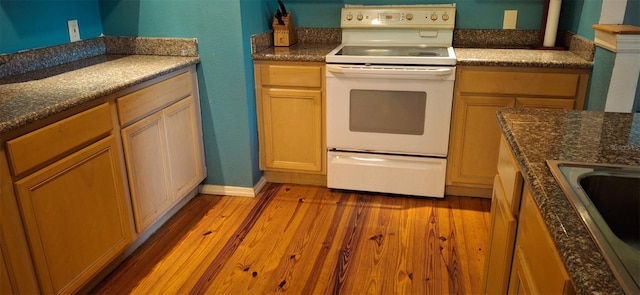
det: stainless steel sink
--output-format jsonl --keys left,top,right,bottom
{"left": 547, "top": 160, "right": 640, "bottom": 294}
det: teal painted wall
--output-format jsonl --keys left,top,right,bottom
{"left": 625, "top": 0, "right": 640, "bottom": 25}
{"left": 558, "top": 0, "right": 602, "bottom": 40}
{"left": 0, "top": 0, "right": 103, "bottom": 53}
{"left": 626, "top": 0, "right": 640, "bottom": 112}
{"left": 587, "top": 47, "right": 615, "bottom": 111}
{"left": 99, "top": 0, "right": 268, "bottom": 188}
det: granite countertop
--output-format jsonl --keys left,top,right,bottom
{"left": 497, "top": 108, "right": 639, "bottom": 295}
{"left": 253, "top": 45, "right": 593, "bottom": 69}
{"left": 0, "top": 37, "right": 200, "bottom": 135}
{"left": 454, "top": 48, "right": 592, "bottom": 68}
{"left": 250, "top": 29, "right": 594, "bottom": 69}
{"left": 251, "top": 42, "right": 341, "bottom": 63}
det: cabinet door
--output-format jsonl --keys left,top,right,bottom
{"left": 261, "top": 88, "right": 323, "bottom": 172}
{"left": 121, "top": 112, "right": 173, "bottom": 233}
{"left": 0, "top": 245, "right": 13, "bottom": 295}
{"left": 14, "top": 135, "right": 132, "bottom": 294}
{"left": 482, "top": 175, "right": 518, "bottom": 294}
{"left": 163, "top": 96, "right": 206, "bottom": 199}
{"left": 508, "top": 187, "right": 575, "bottom": 295}
{"left": 447, "top": 95, "right": 516, "bottom": 191}
{"left": 515, "top": 97, "right": 575, "bottom": 109}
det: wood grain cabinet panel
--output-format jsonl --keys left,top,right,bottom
{"left": 446, "top": 66, "right": 589, "bottom": 198}
{"left": 482, "top": 175, "right": 518, "bottom": 295}
{"left": 119, "top": 67, "right": 205, "bottom": 233}
{"left": 14, "top": 135, "right": 133, "bottom": 295}
{"left": 6, "top": 103, "right": 112, "bottom": 176}
{"left": 447, "top": 95, "right": 515, "bottom": 195}
{"left": 117, "top": 71, "right": 193, "bottom": 126}
{"left": 258, "top": 64, "right": 323, "bottom": 88}
{"left": 0, "top": 245, "right": 14, "bottom": 295}
{"left": 482, "top": 135, "right": 574, "bottom": 295}
{"left": 163, "top": 95, "right": 206, "bottom": 200}
{"left": 262, "top": 88, "right": 323, "bottom": 172}
{"left": 254, "top": 61, "right": 326, "bottom": 185}
{"left": 121, "top": 111, "right": 173, "bottom": 233}
{"left": 508, "top": 187, "right": 575, "bottom": 295}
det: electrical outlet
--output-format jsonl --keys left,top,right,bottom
{"left": 68, "top": 19, "right": 80, "bottom": 42}
{"left": 503, "top": 10, "right": 517, "bottom": 30}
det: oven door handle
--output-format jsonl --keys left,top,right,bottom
{"left": 326, "top": 65, "right": 454, "bottom": 77}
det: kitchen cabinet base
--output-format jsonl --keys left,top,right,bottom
{"left": 78, "top": 186, "right": 199, "bottom": 294}
{"left": 446, "top": 185, "right": 492, "bottom": 198}
{"left": 264, "top": 171, "right": 326, "bottom": 186}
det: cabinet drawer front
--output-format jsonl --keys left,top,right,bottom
{"left": 7, "top": 103, "right": 112, "bottom": 176}
{"left": 259, "top": 65, "right": 322, "bottom": 88}
{"left": 457, "top": 70, "right": 580, "bottom": 97}
{"left": 515, "top": 97, "right": 575, "bottom": 109}
{"left": 497, "top": 136, "right": 524, "bottom": 216}
{"left": 117, "top": 70, "right": 193, "bottom": 125}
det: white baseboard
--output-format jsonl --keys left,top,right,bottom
{"left": 198, "top": 176, "right": 267, "bottom": 197}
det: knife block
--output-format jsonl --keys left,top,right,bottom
{"left": 273, "top": 13, "right": 298, "bottom": 47}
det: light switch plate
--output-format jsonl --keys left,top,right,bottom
{"left": 503, "top": 10, "right": 517, "bottom": 30}
{"left": 68, "top": 19, "right": 80, "bottom": 42}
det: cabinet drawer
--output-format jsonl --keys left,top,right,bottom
{"left": 457, "top": 70, "right": 580, "bottom": 97}
{"left": 515, "top": 97, "right": 575, "bottom": 109}
{"left": 259, "top": 65, "right": 322, "bottom": 88}
{"left": 497, "top": 136, "right": 524, "bottom": 216}
{"left": 117, "top": 71, "right": 193, "bottom": 125}
{"left": 7, "top": 103, "right": 112, "bottom": 176}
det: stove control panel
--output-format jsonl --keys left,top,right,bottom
{"left": 341, "top": 4, "right": 456, "bottom": 29}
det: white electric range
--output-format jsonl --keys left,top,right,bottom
{"left": 325, "top": 4, "right": 457, "bottom": 198}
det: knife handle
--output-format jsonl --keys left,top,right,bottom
{"left": 278, "top": 0, "right": 288, "bottom": 17}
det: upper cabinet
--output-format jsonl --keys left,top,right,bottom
{"left": 446, "top": 66, "right": 590, "bottom": 198}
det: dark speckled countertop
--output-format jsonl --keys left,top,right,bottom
{"left": 454, "top": 48, "right": 592, "bottom": 69}
{"left": 251, "top": 29, "right": 594, "bottom": 69}
{"left": 0, "top": 37, "right": 200, "bottom": 135}
{"left": 498, "top": 108, "right": 639, "bottom": 295}
{"left": 252, "top": 42, "right": 341, "bottom": 63}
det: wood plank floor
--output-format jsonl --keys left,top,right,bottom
{"left": 91, "top": 183, "right": 491, "bottom": 295}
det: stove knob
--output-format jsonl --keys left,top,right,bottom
{"left": 406, "top": 13, "right": 414, "bottom": 20}
{"left": 346, "top": 13, "right": 353, "bottom": 21}
{"left": 357, "top": 14, "right": 364, "bottom": 21}
{"left": 442, "top": 13, "right": 450, "bottom": 21}
{"left": 430, "top": 13, "right": 438, "bottom": 21}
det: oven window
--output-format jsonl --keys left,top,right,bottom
{"left": 349, "top": 90, "right": 426, "bottom": 135}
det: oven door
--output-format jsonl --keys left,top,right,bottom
{"left": 326, "top": 64, "right": 455, "bottom": 157}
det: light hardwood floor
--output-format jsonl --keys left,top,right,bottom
{"left": 92, "top": 183, "right": 491, "bottom": 294}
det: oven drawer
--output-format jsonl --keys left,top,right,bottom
{"left": 327, "top": 151, "right": 446, "bottom": 198}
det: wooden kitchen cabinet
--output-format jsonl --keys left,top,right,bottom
{"left": 508, "top": 187, "right": 575, "bottom": 295}
{"left": 482, "top": 135, "right": 574, "bottom": 295}
{"left": 482, "top": 136, "right": 523, "bottom": 294}
{"left": 254, "top": 61, "right": 326, "bottom": 185}
{"left": 446, "top": 66, "right": 589, "bottom": 197}
{"left": 7, "top": 103, "right": 133, "bottom": 295}
{"left": 119, "top": 66, "right": 206, "bottom": 233}
{"left": 1, "top": 245, "right": 13, "bottom": 294}
{"left": 0, "top": 65, "right": 205, "bottom": 294}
